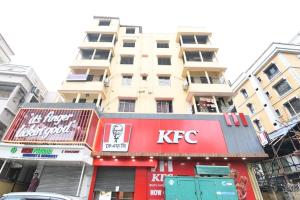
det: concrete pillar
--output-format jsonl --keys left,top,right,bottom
{"left": 205, "top": 71, "right": 211, "bottom": 84}
{"left": 96, "top": 94, "right": 102, "bottom": 107}
{"left": 75, "top": 93, "right": 81, "bottom": 103}
{"left": 186, "top": 70, "right": 192, "bottom": 85}
{"left": 192, "top": 96, "right": 198, "bottom": 114}
{"left": 213, "top": 96, "right": 220, "bottom": 113}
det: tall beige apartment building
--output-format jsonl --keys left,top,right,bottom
{"left": 58, "top": 17, "right": 233, "bottom": 114}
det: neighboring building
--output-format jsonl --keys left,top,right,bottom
{"left": 232, "top": 43, "right": 300, "bottom": 134}
{"left": 231, "top": 42, "right": 300, "bottom": 199}
{"left": 0, "top": 17, "right": 266, "bottom": 200}
{"left": 0, "top": 64, "right": 47, "bottom": 137}
{"left": 58, "top": 16, "right": 233, "bottom": 114}
{"left": 0, "top": 34, "right": 14, "bottom": 64}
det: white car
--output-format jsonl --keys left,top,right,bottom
{"left": 0, "top": 192, "right": 83, "bottom": 200}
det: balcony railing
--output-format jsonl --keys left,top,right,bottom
{"left": 66, "top": 74, "right": 88, "bottom": 81}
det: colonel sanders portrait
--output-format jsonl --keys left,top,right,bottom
{"left": 111, "top": 124, "right": 124, "bottom": 143}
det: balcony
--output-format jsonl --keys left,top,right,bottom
{"left": 59, "top": 77, "right": 107, "bottom": 100}
{"left": 182, "top": 61, "right": 227, "bottom": 73}
{"left": 187, "top": 83, "right": 233, "bottom": 101}
{"left": 70, "top": 59, "right": 111, "bottom": 69}
{"left": 79, "top": 41, "right": 115, "bottom": 50}
{"left": 179, "top": 44, "right": 218, "bottom": 56}
{"left": 176, "top": 27, "right": 212, "bottom": 42}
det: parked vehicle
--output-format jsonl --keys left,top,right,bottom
{"left": 0, "top": 192, "right": 82, "bottom": 200}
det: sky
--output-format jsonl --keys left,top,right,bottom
{"left": 1, "top": 0, "right": 300, "bottom": 91}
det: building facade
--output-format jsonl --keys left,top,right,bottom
{"left": 0, "top": 64, "right": 47, "bottom": 137}
{"left": 0, "top": 17, "right": 266, "bottom": 200}
{"left": 231, "top": 42, "right": 300, "bottom": 199}
{"left": 232, "top": 43, "right": 300, "bottom": 134}
{"left": 0, "top": 34, "right": 14, "bottom": 64}
{"left": 58, "top": 16, "right": 233, "bottom": 114}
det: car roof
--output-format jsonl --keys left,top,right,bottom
{"left": 3, "top": 192, "right": 74, "bottom": 199}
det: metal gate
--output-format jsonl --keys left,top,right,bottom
{"left": 94, "top": 167, "right": 135, "bottom": 192}
{"left": 37, "top": 166, "right": 82, "bottom": 195}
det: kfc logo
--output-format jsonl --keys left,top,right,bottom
{"left": 102, "top": 123, "right": 132, "bottom": 152}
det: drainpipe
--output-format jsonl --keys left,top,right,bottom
{"left": 76, "top": 163, "right": 86, "bottom": 196}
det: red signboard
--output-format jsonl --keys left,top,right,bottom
{"left": 147, "top": 161, "right": 255, "bottom": 200}
{"left": 97, "top": 118, "right": 228, "bottom": 154}
{"left": 3, "top": 108, "right": 99, "bottom": 148}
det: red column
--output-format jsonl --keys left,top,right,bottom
{"left": 134, "top": 167, "right": 148, "bottom": 200}
{"left": 88, "top": 167, "right": 97, "bottom": 200}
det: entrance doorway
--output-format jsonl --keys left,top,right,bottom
{"left": 93, "top": 167, "right": 135, "bottom": 200}
{"left": 94, "top": 191, "right": 133, "bottom": 200}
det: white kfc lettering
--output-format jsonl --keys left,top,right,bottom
{"left": 157, "top": 130, "right": 198, "bottom": 144}
{"left": 152, "top": 174, "right": 173, "bottom": 182}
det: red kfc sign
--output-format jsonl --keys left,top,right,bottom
{"left": 98, "top": 118, "right": 228, "bottom": 154}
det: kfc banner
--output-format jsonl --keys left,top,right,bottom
{"left": 3, "top": 108, "right": 96, "bottom": 144}
{"left": 98, "top": 118, "right": 228, "bottom": 154}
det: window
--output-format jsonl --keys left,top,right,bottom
{"left": 275, "top": 109, "right": 281, "bottom": 117}
{"left": 126, "top": 27, "right": 135, "bottom": 34}
{"left": 181, "top": 35, "right": 196, "bottom": 44}
{"left": 273, "top": 79, "right": 291, "bottom": 96}
{"left": 122, "top": 75, "right": 132, "bottom": 86}
{"left": 0, "top": 85, "right": 14, "bottom": 99}
{"left": 181, "top": 35, "right": 208, "bottom": 44}
{"left": 81, "top": 49, "right": 94, "bottom": 59}
{"left": 99, "top": 20, "right": 111, "bottom": 26}
{"left": 78, "top": 98, "right": 86, "bottom": 103}
{"left": 201, "top": 51, "right": 214, "bottom": 62}
{"left": 247, "top": 103, "right": 255, "bottom": 114}
{"left": 158, "top": 76, "right": 171, "bottom": 86}
{"left": 120, "top": 56, "right": 134, "bottom": 64}
{"left": 195, "top": 97, "right": 217, "bottom": 113}
{"left": 158, "top": 57, "right": 171, "bottom": 65}
{"left": 284, "top": 98, "right": 300, "bottom": 116}
{"left": 195, "top": 35, "right": 208, "bottom": 44}
{"left": 156, "top": 100, "right": 173, "bottom": 113}
{"left": 99, "top": 34, "right": 114, "bottom": 42}
{"left": 87, "top": 33, "right": 99, "bottom": 42}
{"left": 94, "top": 50, "right": 110, "bottom": 60}
{"left": 241, "top": 89, "right": 248, "bottom": 98}
{"left": 142, "top": 75, "right": 147, "bottom": 80}
{"left": 80, "top": 49, "right": 110, "bottom": 60}
{"left": 253, "top": 119, "right": 263, "bottom": 131}
{"left": 185, "top": 51, "right": 201, "bottom": 61}
{"left": 157, "top": 42, "right": 169, "bottom": 48}
{"left": 264, "top": 63, "right": 279, "bottom": 80}
{"left": 119, "top": 99, "right": 135, "bottom": 112}
{"left": 123, "top": 41, "right": 135, "bottom": 47}
{"left": 190, "top": 76, "right": 208, "bottom": 84}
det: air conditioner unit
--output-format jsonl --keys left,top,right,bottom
{"left": 103, "top": 78, "right": 109, "bottom": 87}
{"left": 183, "top": 80, "right": 189, "bottom": 91}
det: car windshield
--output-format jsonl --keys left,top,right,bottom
{"left": 0, "top": 196, "right": 50, "bottom": 200}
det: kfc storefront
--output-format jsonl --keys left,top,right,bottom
{"left": 90, "top": 113, "right": 268, "bottom": 200}
{"left": 0, "top": 104, "right": 100, "bottom": 198}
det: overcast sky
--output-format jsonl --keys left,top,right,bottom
{"left": 1, "top": 0, "right": 299, "bottom": 91}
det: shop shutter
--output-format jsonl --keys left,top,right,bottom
{"left": 94, "top": 167, "right": 135, "bottom": 192}
{"left": 36, "top": 166, "right": 82, "bottom": 195}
